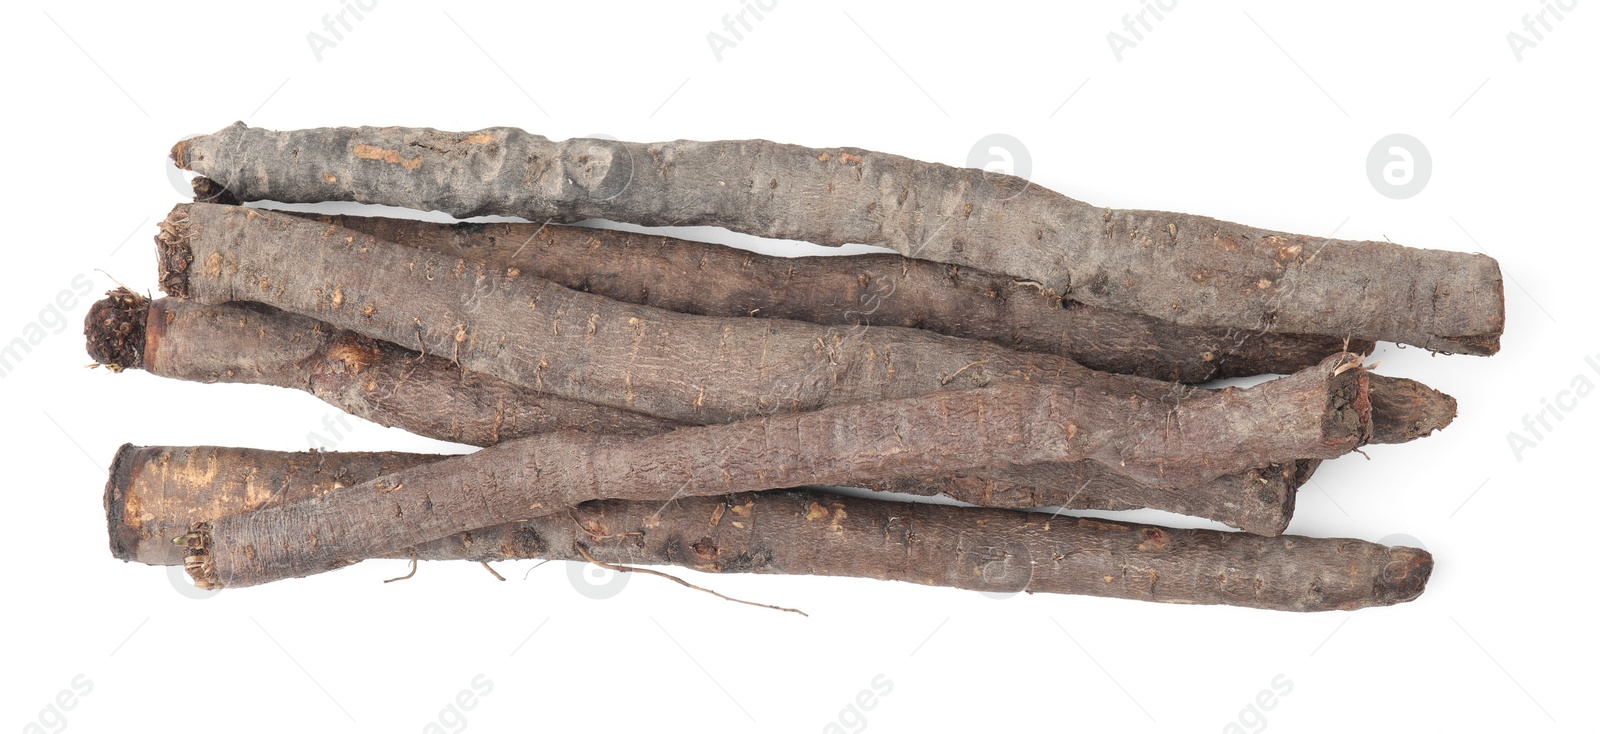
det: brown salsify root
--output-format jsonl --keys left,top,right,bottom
{"left": 186, "top": 182, "right": 1453, "bottom": 446}
{"left": 1368, "top": 375, "right": 1460, "bottom": 445}
{"left": 107, "top": 445, "right": 438, "bottom": 567}
{"left": 172, "top": 123, "right": 1504, "bottom": 354}
{"left": 151, "top": 204, "right": 1454, "bottom": 447}
{"left": 170, "top": 352, "right": 1374, "bottom": 589}
{"left": 91, "top": 291, "right": 1306, "bottom": 532}
{"left": 87, "top": 289, "right": 677, "bottom": 443}
{"left": 261, "top": 203, "right": 1366, "bottom": 384}
{"left": 86, "top": 292, "right": 1450, "bottom": 534}
{"left": 107, "top": 444, "right": 1432, "bottom": 612}
{"left": 83, "top": 286, "right": 146, "bottom": 372}
{"left": 860, "top": 459, "right": 1321, "bottom": 529}
{"left": 189, "top": 175, "right": 240, "bottom": 205}
{"left": 154, "top": 202, "right": 1210, "bottom": 428}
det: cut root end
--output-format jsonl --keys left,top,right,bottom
{"left": 176, "top": 525, "right": 221, "bottom": 590}
{"left": 1321, "top": 352, "right": 1374, "bottom": 447}
{"left": 191, "top": 176, "right": 241, "bottom": 205}
{"left": 83, "top": 288, "right": 149, "bottom": 371}
{"left": 1375, "top": 546, "right": 1433, "bottom": 605}
{"left": 156, "top": 207, "right": 194, "bottom": 299}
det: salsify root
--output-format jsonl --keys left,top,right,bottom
{"left": 151, "top": 203, "right": 1454, "bottom": 446}
{"left": 171, "top": 123, "right": 1504, "bottom": 353}
{"left": 86, "top": 291, "right": 1452, "bottom": 534}
{"left": 87, "top": 288, "right": 678, "bottom": 443}
{"left": 88, "top": 291, "right": 1306, "bottom": 532}
{"left": 269, "top": 206, "right": 1364, "bottom": 384}
{"left": 155, "top": 202, "right": 1203, "bottom": 426}
{"left": 167, "top": 352, "right": 1373, "bottom": 589}
{"left": 108, "top": 444, "right": 1430, "bottom": 612}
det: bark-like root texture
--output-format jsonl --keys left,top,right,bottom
{"left": 84, "top": 288, "right": 149, "bottom": 371}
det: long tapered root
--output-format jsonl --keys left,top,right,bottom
{"left": 108, "top": 445, "right": 1435, "bottom": 611}
{"left": 172, "top": 123, "right": 1505, "bottom": 353}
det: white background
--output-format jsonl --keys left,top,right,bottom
{"left": 3, "top": 2, "right": 1594, "bottom": 731}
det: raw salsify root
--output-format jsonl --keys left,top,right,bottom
{"left": 268, "top": 204, "right": 1368, "bottom": 384}
{"left": 107, "top": 444, "right": 1431, "bottom": 612}
{"left": 150, "top": 204, "right": 1455, "bottom": 446}
{"left": 87, "top": 290, "right": 1453, "bottom": 534}
{"left": 173, "top": 352, "right": 1374, "bottom": 588}
{"left": 172, "top": 123, "right": 1504, "bottom": 353}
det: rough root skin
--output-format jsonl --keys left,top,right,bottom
{"left": 104, "top": 296, "right": 1320, "bottom": 534}
{"left": 283, "top": 210, "right": 1371, "bottom": 384}
{"left": 191, "top": 176, "right": 241, "bottom": 205}
{"left": 110, "top": 446, "right": 1434, "bottom": 610}
{"left": 105, "top": 276, "right": 1431, "bottom": 535}
{"left": 1368, "top": 376, "right": 1458, "bottom": 443}
{"left": 83, "top": 288, "right": 149, "bottom": 370}
{"left": 171, "top": 122, "right": 1505, "bottom": 354}
{"left": 156, "top": 208, "right": 193, "bottom": 299}
{"left": 1377, "top": 546, "right": 1434, "bottom": 603}
{"left": 178, "top": 525, "right": 219, "bottom": 590}
{"left": 185, "top": 353, "right": 1375, "bottom": 589}
{"left": 160, "top": 203, "right": 1452, "bottom": 445}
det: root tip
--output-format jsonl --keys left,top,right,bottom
{"left": 1368, "top": 377, "right": 1458, "bottom": 444}
{"left": 84, "top": 289, "right": 149, "bottom": 370}
{"left": 1375, "top": 546, "right": 1432, "bottom": 605}
{"left": 170, "top": 136, "right": 196, "bottom": 171}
